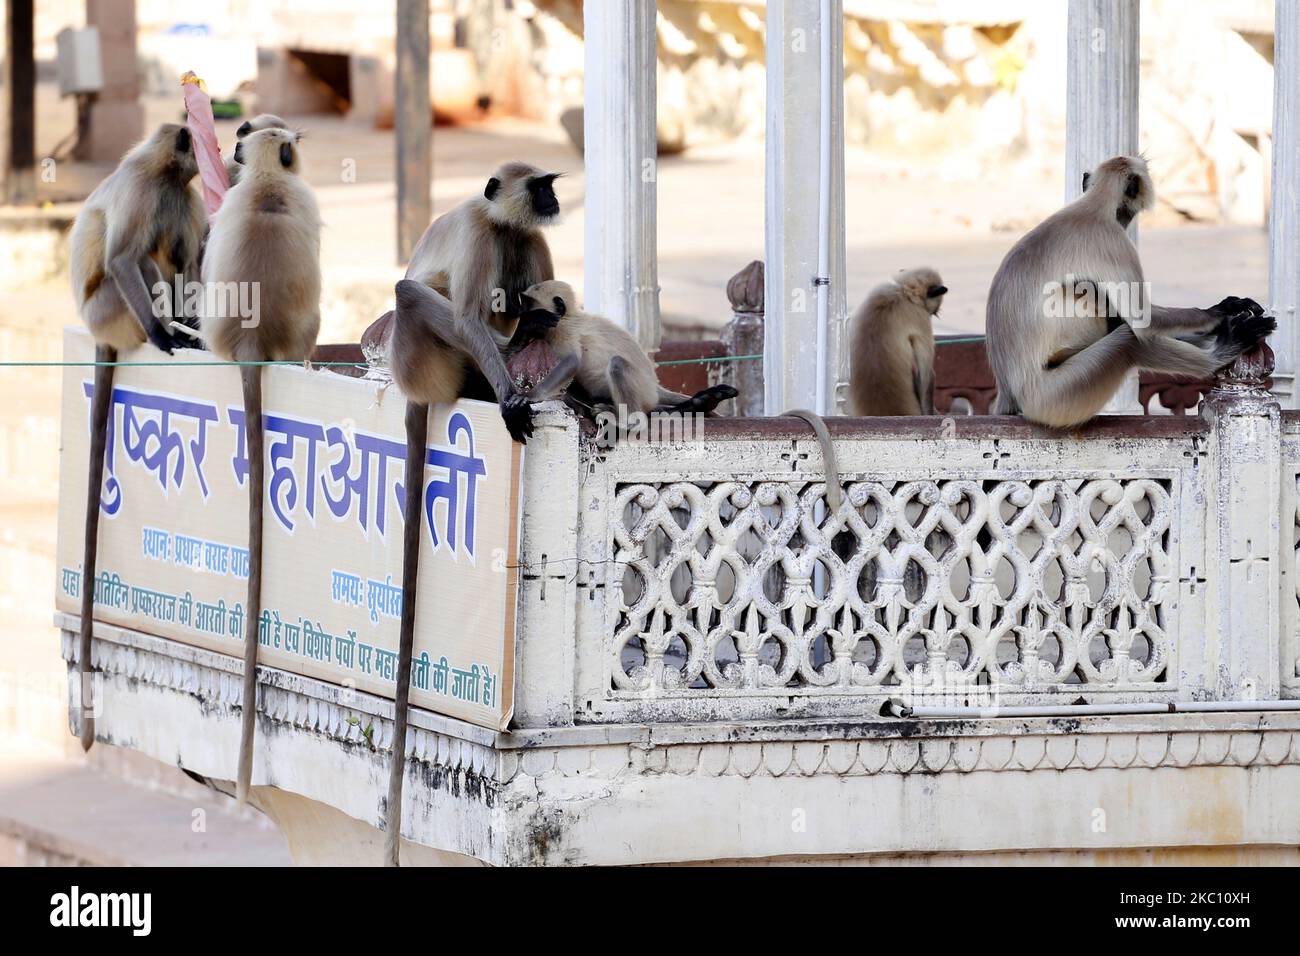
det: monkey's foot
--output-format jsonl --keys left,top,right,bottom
{"left": 501, "top": 393, "right": 534, "bottom": 444}
{"left": 1227, "top": 311, "right": 1277, "bottom": 349}
{"left": 148, "top": 327, "right": 178, "bottom": 355}
{"left": 665, "top": 384, "right": 739, "bottom": 415}
{"left": 1208, "top": 296, "right": 1266, "bottom": 320}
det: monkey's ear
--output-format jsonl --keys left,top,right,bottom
{"left": 176, "top": 127, "right": 191, "bottom": 153}
{"left": 552, "top": 296, "right": 567, "bottom": 317}
{"left": 236, "top": 120, "right": 253, "bottom": 139}
{"left": 1081, "top": 171, "right": 1091, "bottom": 193}
{"left": 1124, "top": 173, "right": 1141, "bottom": 200}
{"left": 280, "top": 141, "right": 294, "bottom": 168}
{"left": 484, "top": 177, "right": 501, "bottom": 201}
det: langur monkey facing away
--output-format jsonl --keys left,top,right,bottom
{"left": 986, "top": 155, "right": 1274, "bottom": 428}
{"left": 201, "top": 126, "right": 321, "bottom": 803}
{"left": 68, "top": 122, "right": 205, "bottom": 750}
{"left": 225, "top": 114, "right": 288, "bottom": 187}
{"left": 848, "top": 268, "right": 947, "bottom": 416}
{"left": 516, "top": 280, "right": 738, "bottom": 415}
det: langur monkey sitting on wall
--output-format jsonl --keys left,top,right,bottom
{"left": 381, "top": 160, "right": 564, "bottom": 865}
{"left": 391, "top": 160, "right": 564, "bottom": 445}
{"left": 986, "top": 155, "right": 1275, "bottom": 428}
{"left": 201, "top": 126, "right": 321, "bottom": 804}
{"left": 514, "top": 280, "right": 738, "bottom": 416}
{"left": 848, "top": 268, "right": 947, "bottom": 416}
{"left": 68, "top": 122, "right": 205, "bottom": 750}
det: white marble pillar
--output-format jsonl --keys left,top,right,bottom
{"left": 1270, "top": 0, "right": 1300, "bottom": 407}
{"left": 583, "top": 0, "right": 660, "bottom": 351}
{"left": 763, "top": 0, "right": 847, "bottom": 415}
{"left": 1066, "top": 0, "right": 1142, "bottom": 414}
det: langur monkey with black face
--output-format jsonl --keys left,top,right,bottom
{"left": 202, "top": 126, "right": 321, "bottom": 803}
{"left": 224, "top": 114, "right": 288, "bottom": 187}
{"left": 381, "top": 161, "right": 562, "bottom": 865}
{"left": 986, "top": 155, "right": 1274, "bottom": 428}
{"left": 68, "top": 122, "right": 204, "bottom": 750}
{"left": 391, "top": 160, "right": 563, "bottom": 444}
{"left": 849, "top": 268, "right": 947, "bottom": 416}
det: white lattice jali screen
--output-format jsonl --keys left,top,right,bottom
{"left": 575, "top": 425, "right": 1205, "bottom": 722}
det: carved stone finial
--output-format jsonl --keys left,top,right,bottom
{"left": 727, "top": 260, "right": 765, "bottom": 314}
{"left": 1212, "top": 341, "right": 1275, "bottom": 396}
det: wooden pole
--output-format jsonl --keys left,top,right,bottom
{"left": 4, "top": 0, "right": 36, "bottom": 204}
{"left": 396, "top": 0, "right": 431, "bottom": 264}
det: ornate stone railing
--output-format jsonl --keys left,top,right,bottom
{"left": 520, "top": 348, "right": 1285, "bottom": 725}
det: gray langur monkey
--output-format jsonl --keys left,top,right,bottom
{"left": 201, "top": 126, "right": 321, "bottom": 804}
{"left": 515, "top": 280, "right": 739, "bottom": 416}
{"left": 381, "top": 161, "right": 561, "bottom": 866}
{"left": 848, "top": 268, "right": 947, "bottom": 416}
{"left": 224, "top": 113, "right": 288, "bottom": 187}
{"left": 986, "top": 155, "right": 1274, "bottom": 428}
{"left": 68, "top": 122, "right": 205, "bottom": 750}
{"left": 391, "top": 160, "right": 562, "bottom": 444}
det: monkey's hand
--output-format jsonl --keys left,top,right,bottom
{"left": 500, "top": 392, "right": 535, "bottom": 444}
{"left": 511, "top": 308, "right": 560, "bottom": 346}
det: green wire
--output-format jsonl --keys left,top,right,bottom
{"left": 0, "top": 337, "right": 985, "bottom": 370}
{"left": 0, "top": 360, "right": 366, "bottom": 367}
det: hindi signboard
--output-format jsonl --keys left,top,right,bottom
{"left": 55, "top": 327, "right": 521, "bottom": 730}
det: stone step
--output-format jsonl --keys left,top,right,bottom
{"left": 0, "top": 743, "right": 292, "bottom": 866}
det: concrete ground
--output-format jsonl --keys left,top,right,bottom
{"left": 0, "top": 83, "right": 1273, "bottom": 864}
{"left": 0, "top": 742, "right": 290, "bottom": 865}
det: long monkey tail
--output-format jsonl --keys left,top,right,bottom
{"left": 78, "top": 343, "right": 117, "bottom": 752}
{"left": 236, "top": 364, "right": 264, "bottom": 805}
{"left": 782, "top": 409, "right": 844, "bottom": 515}
{"left": 385, "top": 400, "right": 428, "bottom": 867}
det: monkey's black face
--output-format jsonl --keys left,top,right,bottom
{"left": 232, "top": 142, "right": 244, "bottom": 165}
{"left": 528, "top": 174, "right": 561, "bottom": 219}
{"left": 176, "top": 127, "right": 192, "bottom": 154}
{"left": 280, "top": 142, "right": 295, "bottom": 168}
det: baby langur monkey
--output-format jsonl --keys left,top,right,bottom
{"left": 516, "top": 280, "right": 738, "bottom": 416}
{"left": 849, "top": 268, "right": 947, "bottom": 416}
{"left": 201, "top": 126, "right": 321, "bottom": 804}
{"left": 68, "top": 122, "right": 204, "bottom": 750}
{"left": 986, "top": 155, "right": 1274, "bottom": 428}
{"left": 518, "top": 280, "right": 660, "bottom": 413}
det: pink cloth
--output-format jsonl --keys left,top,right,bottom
{"left": 181, "top": 73, "right": 229, "bottom": 216}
